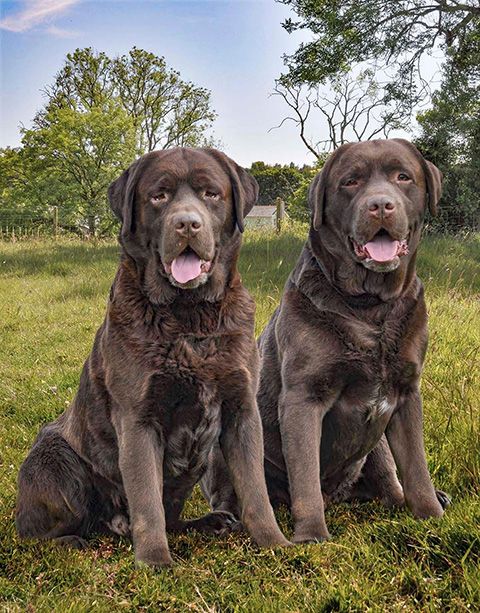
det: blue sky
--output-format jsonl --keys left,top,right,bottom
{"left": 0, "top": 0, "right": 316, "bottom": 165}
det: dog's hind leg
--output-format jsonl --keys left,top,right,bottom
{"left": 347, "top": 435, "right": 405, "bottom": 508}
{"left": 16, "top": 425, "right": 95, "bottom": 548}
{"left": 200, "top": 442, "right": 240, "bottom": 516}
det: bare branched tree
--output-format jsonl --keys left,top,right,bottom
{"left": 272, "top": 69, "right": 428, "bottom": 157}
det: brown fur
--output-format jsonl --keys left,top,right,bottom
{"left": 16, "top": 147, "right": 290, "bottom": 567}
{"left": 203, "top": 139, "right": 450, "bottom": 543}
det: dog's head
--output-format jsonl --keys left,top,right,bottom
{"left": 108, "top": 148, "right": 258, "bottom": 291}
{"left": 309, "top": 139, "right": 442, "bottom": 273}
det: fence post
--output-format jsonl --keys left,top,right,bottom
{"left": 276, "top": 198, "right": 285, "bottom": 233}
{"left": 53, "top": 206, "right": 58, "bottom": 237}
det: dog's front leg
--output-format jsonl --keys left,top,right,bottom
{"left": 386, "top": 388, "right": 445, "bottom": 519}
{"left": 220, "top": 395, "right": 291, "bottom": 547}
{"left": 279, "top": 385, "right": 331, "bottom": 543}
{"left": 116, "top": 416, "right": 172, "bottom": 567}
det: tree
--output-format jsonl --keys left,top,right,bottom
{"left": 249, "top": 161, "right": 308, "bottom": 204}
{"left": 280, "top": 0, "right": 479, "bottom": 101}
{"left": 415, "top": 44, "right": 480, "bottom": 232}
{"left": 272, "top": 69, "right": 416, "bottom": 157}
{"left": 41, "top": 47, "right": 216, "bottom": 153}
{"left": 0, "top": 145, "right": 72, "bottom": 233}
{"left": 248, "top": 160, "right": 323, "bottom": 222}
{"left": 21, "top": 101, "right": 137, "bottom": 235}
{"left": 2, "top": 47, "right": 217, "bottom": 235}
{"left": 112, "top": 48, "right": 216, "bottom": 151}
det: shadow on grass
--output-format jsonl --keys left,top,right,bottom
{"left": 1, "top": 232, "right": 478, "bottom": 296}
{"left": 52, "top": 282, "right": 112, "bottom": 304}
{"left": 0, "top": 241, "right": 120, "bottom": 278}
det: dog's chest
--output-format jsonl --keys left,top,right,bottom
{"left": 362, "top": 384, "right": 396, "bottom": 422}
{"left": 333, "top": 318, "right": 407, "bottom": 427}
{"left": 144, "top": 370, "right": 221, "bottom": 479}
{"left": 165, "top": 401, "right": 221, "bottom": 479}
{"left": 323, "top": 382, "right": 396, "bottom": 482}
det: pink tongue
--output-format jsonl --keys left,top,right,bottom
{"left": 171, "top": 252, "right": 202, "bottom": 283}
{"left": 364, "top": 235, "right": 399, "bottom": 262}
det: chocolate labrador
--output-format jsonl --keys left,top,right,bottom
{"left": 203, "top": 139, "right": 450, "bottom": 542}
{"left": 16, "top": 147, "right": 290, "bottom": 567}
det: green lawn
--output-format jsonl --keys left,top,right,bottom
{"left": 1, "top": 227, "right": 479, "bottom": 612}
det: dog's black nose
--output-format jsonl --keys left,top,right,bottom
{"left": 367, "top": 196, "right": 396, "bottom": 219}
{"left": 173, "top": 212, "right": 203, "bottom": 236}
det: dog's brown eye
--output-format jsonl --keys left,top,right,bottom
{"left": 151, "top": 192, "right": 168, "bottom": 204}
{"left": 205, "top": 191, "right": 220, "bottom": 200}
{"left": 343, "top": 178, "right": 359, "bottom": 187}
{"left": 397, "top": 173, "right": 411, "bottom": 182}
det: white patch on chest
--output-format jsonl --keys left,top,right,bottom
{"left": 365, "top": 387, "right": 395, "bottom": 422}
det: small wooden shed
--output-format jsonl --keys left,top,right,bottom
{"left": 245, "top": 199, "right": 285, "bottom": 231}
{"left": 245, "top": 206, "right": 276, "bottom": 228}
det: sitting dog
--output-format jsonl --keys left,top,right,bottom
{"left": 16, "top": 147, "right": 290, "bottom": 567}
{"left": 203, "top": 139, "right": 450, "bottom": 543}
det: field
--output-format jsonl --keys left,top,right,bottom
{"left": 1, "top": 227, "right": 479, "bottom": 611}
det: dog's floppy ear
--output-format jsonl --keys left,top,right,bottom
{"left": 309, "top": 143, "right": 353, "bottom": 230}
{"left": 308, "top": 171, "right": 325, "bottom": 231}
{"left": 392, "top": 139, "right": 442, "bottom": 217}
{"left": 204, "top": 149, "right": 259, "bottom": 233}
{"left": 423, "top": 160, "right": 443, "bottom": 217}
{"left": 108, "top": 157, "right": 145, "bottom": 238}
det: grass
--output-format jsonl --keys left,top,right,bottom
{"left": 0, "top": 226, "right": 479, "bottom": 612}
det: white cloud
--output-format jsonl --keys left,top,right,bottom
{"left": 44, "top": 24, "right": 79, "bottom": 38}
{"left": 0, "top": 0, "right": 80, "bottom": 33}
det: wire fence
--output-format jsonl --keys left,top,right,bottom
{"left": 0, "top": 212, "right": 56, "bottom": 240}
{"left": 0, "top": 200, "right": 478, "bottom": 242}
{"left": 0, "top": 207, "right": 118, "bottom": 241}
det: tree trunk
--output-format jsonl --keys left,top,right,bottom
{"left": 87, "top": 215, "right": 96, "bottom": 237}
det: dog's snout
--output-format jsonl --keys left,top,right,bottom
{"left": 173, "top": 211, "right": 203, "bottom": 237}
{"left": 366, "top": 196, "right": 396, "bottom": 219}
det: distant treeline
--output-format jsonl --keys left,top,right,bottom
{"left": 1, "top": 46, "right": 478, "bottom": 237}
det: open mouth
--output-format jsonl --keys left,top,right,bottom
{"left": 351, "top": 229, "right": 409, "bottom": 264}
{"left": 164, "top": 246, "right": 212, "bottom": 285}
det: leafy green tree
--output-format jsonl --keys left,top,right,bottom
{"left": 112, "top": 48, "right": 216, "bottom": 151}
{"left": 3, "top": 47, "right": 217, "bottom": 235}
{"left": 415, "top": 48, "right": 480, "bottom": 232}
{"left": 21, "top": 101, "right": 136, "bottom": 235}
{"left": 249, "top": 162, "right": 306, "bottom": 205}
{"left": 42, "top": 47, "right": 216, "bottom": 153}
{"left": 248, "top": 160, "right": 325, "bottom": 221}
{"left": 280, "top": 0, "right": 479, "bottom": 100}
{"left": 0, "top": 146, "right": 69, "bottom": 230}
{"left": 286, "top": 160, "right": 326, "bottom": 222}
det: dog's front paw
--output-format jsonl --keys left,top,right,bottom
{"left": 292, "top": 532, "right": 330, "bottom": 544}
{"left": 410, "top": 498, "right": 444, "bottom": 519}
{"left": 135, "top": 546, "right": 173, "bottom": 569}
{"left": 292, "top": 520, "right": 331, "bottom": 544}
